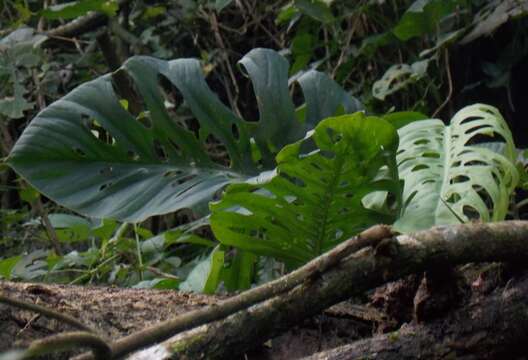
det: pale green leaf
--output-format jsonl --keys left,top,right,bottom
{"left": 395, "top": 104, "right": 518, "bottom": 232}
{"left": 372, "top": 59, "right": 430, "bottom": 100}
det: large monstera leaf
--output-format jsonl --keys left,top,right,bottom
{"left": 395, "top": 104, "right": 518, "bottom": 232}
{"left": 210, "top": 113, "right": 402, "bottom": 267}
{"left": 7, "top": 48, "right": 361, "bottom": 222}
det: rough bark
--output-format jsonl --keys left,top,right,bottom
{"left": 305, "top": 272, "right": 528, "bottom": 360}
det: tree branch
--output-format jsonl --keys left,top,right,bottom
{"left": 23, "top": 331, "right": 111, "bottom": 360}
{"left": 125, "top": 221, "right": 528, "bottom": 359}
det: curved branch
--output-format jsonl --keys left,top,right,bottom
{"left": 24, "top": 331, "right": 111, "bottom": 360}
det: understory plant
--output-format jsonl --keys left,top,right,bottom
{"left": 6, "top": 48, "right": 520, "bottom": 292}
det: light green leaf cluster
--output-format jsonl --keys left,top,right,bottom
{"left": 211, "top": 113, "right": 402, "bottom": 266}
{"left": 395, "top": 104, "right": 518, "bottom": 232}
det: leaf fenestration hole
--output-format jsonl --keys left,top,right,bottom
{"left": 462, "top": 205, "right": 480, "bottom": 220}
{"left": 171, "top": 174, "right": 197, "bottom": 187}
{"left": 137, "top": 112, "right": 153, "bottom": 129}
{"left": 445, "top": 193, "right": 461, "bottom": 203}
{"left": 127, "top": 150, "right": 140, "bottom": 161}
{"left": 167, "top": 138, "right": 183, "bottom": 157}
{"left": 411, "top": 164, "right": 429, "bottom": 171}
{"left": 204, "top": 134, "right": 229, "bottom": 166}
{"left": 73, "top": 148, "right": 86, "bottom": 157}
{"left": 231, "top": 123, "right": 240, "bottom": 141}
{"left": 99, "top": 166, "right": 113, "bottom": 176}
{"left": 110, "top": 70, "right": 144, "bottom": 117}
{"left": 153, "top": 140, "right": 168, "bottom": 162}
{"left": 99, "top": 182, "right": 113, "bottom": 191}
{"left": 413, "top": 139, "right": 430, "bottom": 145}
{"left": 422, "top": 152, "right": 440, "bottom": 158}
{"left": 451, "top": 175, "right": 470, "bottom": 184}
{"left": 82, "top": 114, "right": 115, "bottom": 145}
{"left": 163, "top": 170, "right": 183, "bottom": 178}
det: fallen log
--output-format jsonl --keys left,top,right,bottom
{"left": 1, "top": 221, "right": 528, "bottom": 359}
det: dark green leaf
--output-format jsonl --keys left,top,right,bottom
{"left": 215, "top": 0, "right": 234, "bottom": 12}
{"left": 0, "top": 84, "right": 34, "bottom": 119}
{"left": 294, "top": 0, "right": 335, "bottom": 23}
{"left": 8, "top": 49, "right": 355, "bottom": 222}
{"left": 393, "top": 0, "right": 460, "bottom": 41}
{"left": 239, "top": 48, "right": 304, "bottom": 166}
{"left": 298, "top": 70, "right": 363, "bottom": 128}
{"left": 41, "top": 0, "right": 118, "bottom": 20}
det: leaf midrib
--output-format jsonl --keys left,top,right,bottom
{"left": 438, "top": 124, "right": 452, "bottom": 219}
{"left": 311, "top": 152, "right": 346, "bottom": 256}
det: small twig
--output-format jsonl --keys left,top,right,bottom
{"left": 209, "top": 11, "right": 241, "bottom": 117}
{"left": 39, "top": 32, "right": 91, "bottom": 44}
{"left": 32, "top": 69, "right": 46, "bottom": 109}
{"left": 69, "top": 254, "right": 120, "bottom": 285}
{"left": 33, "top": 197, "right": 62, "bottom": 256}
{"left": 440, "top": 197, "right": 466, "bottom": 224}
{"left": 0, "top": 294, "right": 96, "bottom": 333}
{"left": 96, "top": 29, "right": 123, "bottom": 70}
{"left": 134, "top": 223, "right": 144, "bottom": 281}
{"left": 432, "top": 48, "right": 453, "bottom": 118}
{"left": 146, "top": 266, "right": 180, "bottom": 281}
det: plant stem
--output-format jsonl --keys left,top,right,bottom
{"left": 134, "top": 223, "right": 144, "bottom": 281}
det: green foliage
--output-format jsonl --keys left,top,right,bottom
{"left": 41, "top": 0, "right": 118, "bottom": 20}
{"left": 2, "top": 0, "right": 527, "bottom": 296}
{"left": 392, "top": 0, "right": 461, "bottom": 41}
{"left": 7, "top": 48, "right": 361, "bottom": 222}
{"left": 207, "top": 104, "right": 519, "bottom": 286}
{"left": 293, "top": 0, "right": 335, "bottom": 24}
{"left": 394, "top": 104, "right": 518, "bottom": 232}
{"left": 461, "top": 0, "right": 528, "bottom": 44}
{"left": 211, "top": 112, "right": 402, "bottom": 267}
{"left": 373, "top": 60, "right": 430, "bottom": 101}
{"left": 0, "top": 28, "right": 46, "bottom": 119}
